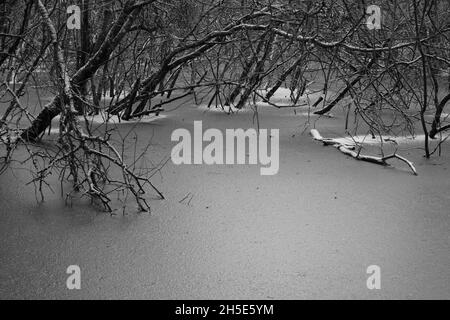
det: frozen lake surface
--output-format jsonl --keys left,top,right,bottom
{"left": 1, "top": 91, "right": 449, "bottom": 299}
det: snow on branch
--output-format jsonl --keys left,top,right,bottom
{"left": 311, "top": 129, "right": 418, "bottom": 176}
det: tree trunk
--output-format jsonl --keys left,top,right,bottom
{"left": 20, "top": 1, "right": 138, "bottom": 141}
{"left": 20, "top": 96, "right": 62, "bottom": 142}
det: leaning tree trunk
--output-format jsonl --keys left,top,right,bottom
{"left": 20, "top": 96, "right": 62, "bottom": 142}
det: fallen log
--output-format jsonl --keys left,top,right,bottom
{"left": 311, "top": 129, "right": 417, "bottom": 175}
{"left": 310, "top": 129, "right": 356, "bottom": 148}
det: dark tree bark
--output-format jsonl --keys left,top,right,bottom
{"left": 0, "top": 0, "right": 33, "bottom": 68}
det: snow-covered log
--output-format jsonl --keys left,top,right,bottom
{"left": 311, "top": 129, "right": 356, "bottom": 149}
{"left": 311, "top": 129, "right": 418, "bottom": 175}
